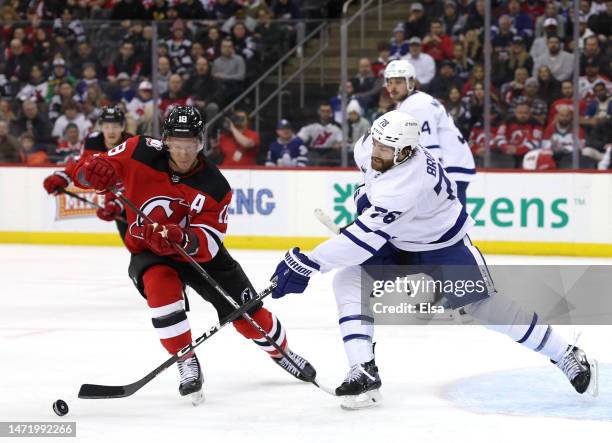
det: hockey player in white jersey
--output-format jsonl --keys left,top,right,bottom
{"left": 385, "top": 59, "right": 475, "bottom": 205}
{"left": 270, "top": 110, "right": 597, "bottom": 409}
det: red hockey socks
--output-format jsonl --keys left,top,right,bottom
{"left": 232, "top": 308, "right": 288, "bottom": 358}
{"left": 143, "top": 265, "right": 192, "bottom": 355}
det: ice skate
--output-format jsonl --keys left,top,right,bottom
{"left": 177, "top": 353, "right": 204, "bottom": 405}
{"left": 273, "top": 349, "right": 317, "bottom": 382}
{"left": 553, "top": 345, "right": 598, "bottom": 397}
{"left": 336, "top": 358, "right": 382, "bottom": 410}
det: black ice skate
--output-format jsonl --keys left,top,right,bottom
{"left": 177, "top": 353, "right": 204, "bottom": 405}
{"left": 553, "top": 345, "right": 598, "bottom": 397}
{"left": 273, "top": 349, "right": 317, "bottom": 382}
{"left": 336, "top": 358, "right": 382, "bottom": 410}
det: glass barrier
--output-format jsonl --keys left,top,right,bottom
{"left": 0, "top": 5, "right": 609, "bottom": 171}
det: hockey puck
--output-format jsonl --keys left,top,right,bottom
{"left": 52, "top": 399, "right": 69, "bottom": 416}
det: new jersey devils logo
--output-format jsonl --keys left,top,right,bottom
{"left": 510, "top": 129, "right": 527, "bottom": 144}
{"left": 313, "top": 131, "right": 332, "bottom": 147}
{"left": 129, "top": 196, "right": 191, "bottom": 240}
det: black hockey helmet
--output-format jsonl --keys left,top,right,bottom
{"left": 99, "top": 106, "right": 125, "bottom": 124}
{"left": 163, "top": 106, "right": 204, "bottom": 139}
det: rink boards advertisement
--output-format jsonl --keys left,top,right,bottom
{"left": 1, "top": 166, "right": 611, "bottom": 256}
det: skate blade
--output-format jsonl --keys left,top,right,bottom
{"left": 587, "top": 359, "right": 599, "bottom": 398}
{"left": 340, "top": 389, "right": 382, "bottom": 410}
{"left": 191, "top": 389, "right": 205, "bottom": 406}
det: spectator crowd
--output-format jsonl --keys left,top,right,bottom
{"left": 0, "top": 0, "right": 610, "bottom": 170}
{"left": 329, "top": 0, "right": 611, "bottom": 169}
{"left": 0, "top": 0, "right": 315, "bottom": 165}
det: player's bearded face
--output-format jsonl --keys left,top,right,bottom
{"left": 371, "top": 139, "right": 396, "bottom": 172}
{"left": 385, "top": 78, "right": 409, "bottom": 102}
{"left": 166, "top": 136, "right": 201, "bottom": 173}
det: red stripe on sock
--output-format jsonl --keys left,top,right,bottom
{"left": 161, "top": 330, "right": 192, "bottom": 355}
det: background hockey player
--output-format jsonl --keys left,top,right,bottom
{"left": 68, "top": 106, "right": 315, "bottom": 404}
{"left": 384, "top": 59, "right": 475, "bottom": 205}
{"left": 270, "top": 110, "right": 597, "bottom": 409}
{"left": 42, "top": 106, "right": 133, "bottom": 238}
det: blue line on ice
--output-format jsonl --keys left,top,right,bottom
{"left": 446, "top": 364, "right": 611, "bottom": 421}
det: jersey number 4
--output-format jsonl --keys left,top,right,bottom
{"left": 433, "top": 164, "right": 456, "bottom": 201}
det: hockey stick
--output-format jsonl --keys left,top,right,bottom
{"left": 60, "top": 189, "right": 127, "bottom": 223}
{"left": 78, "top": 284, "right": 275, "bottom": 399}
{"left": 314, "top": 208, "right": 341, "bottom": 235}
{"left": 112, "top": 189, "right": 334, "bottom": 394}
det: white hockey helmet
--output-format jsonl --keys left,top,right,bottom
{"left": 370, "top": 110, "right": 421, "bottom": 165}
{"left": 384, "top": 59, "right": 416, "bottom": 92}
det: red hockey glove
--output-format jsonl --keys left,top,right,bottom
{"left": 143, "top": 222, "right": 189, "bottom": 256}
{"left": 83, "top": 157, "right": 118, "bottom": 192}
{"left": 43, "top": 172, "right": 70, "bottom": 195}
{"left": 96, "top": 200, "right": 123, "bottom": 222}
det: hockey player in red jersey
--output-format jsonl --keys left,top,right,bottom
{"left": 42, "top": 106, "right": 133, "bottom": 237}
{"left": 68, "top": 106, "right": 315, "bottom": 403}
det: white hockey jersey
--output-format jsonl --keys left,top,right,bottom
{"left": 396, "top": 91, "right": 476, "bottom": 183}
{"left": 310, "top": 135, "right": 474, "bottom": 272}
{"left": 297, "top": 122, "right": 343, "bottom": 150}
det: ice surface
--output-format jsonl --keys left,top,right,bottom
{"left": 447, "top": 365, "right": 611, "bottom": 421}
{"left": 1, "top": 245, "right": 610, "bottom": 442}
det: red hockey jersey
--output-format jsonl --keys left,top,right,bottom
{"left": 495, "top": 118, "right": 543, "bottom": 156}
{"left": 468, "top": 122, "right": 499, "bottom": 154}
{"left": 70, "top": 135, "right": 231, "bottom": 263}
{"left": 62, "top": 131, "right": 133, "bottom": 184}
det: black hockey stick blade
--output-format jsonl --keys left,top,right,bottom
{"left": 79, "top": 353, "right": 180, "bottom": 399}
{"left": 78, "top": 283, "right": 275, "bottom": 399}
{"left": 79, "top": 385, "right": 127, "bottom": 399}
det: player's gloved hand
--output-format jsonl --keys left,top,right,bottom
{"left": 43, "top": 172, "right": 69, "bottom": 195}
{"left": 270, "top": 247, "right": 319, "bottom": 299}
{"left": 353, "top": 183, "right": 371, "bottom": 215}
{"left": 96, "top": 200, "right": 122, "bottom": 222}
{"left": 143, "top": 222, "right": 195, "bottom": 256}
{"left": 83, "top": 156, "right": 118, "bottom": 192}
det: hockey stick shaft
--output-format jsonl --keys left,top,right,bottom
{"left": 60, "top": 189, "right": 128, "bottom": 223}
{"left": 314, "top": 208, "right": 341, "bottom": 234}
{"left": 78, "top": 284, "right": 275, "bottom": 399}
{"left": 113, "top": 190, "right": 321, "bottom": 387}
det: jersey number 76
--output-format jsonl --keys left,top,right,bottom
{"left": 370, "top": 206, "right": 401, "bottom": 224}
{"left": 433, "top": 164, "right": 456, "bottom": 201}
